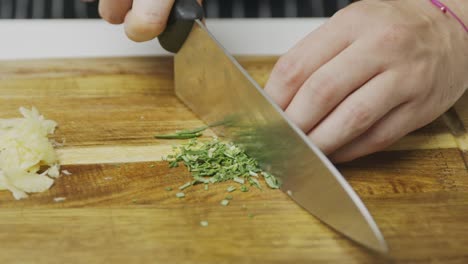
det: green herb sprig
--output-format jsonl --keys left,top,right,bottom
{"left": 154, "top": 126, "right": 207, "bottom": 139}
{"left": 154, "top": 132, "right": 202, "bottom": 140}
{"left": 155, "top": 120, "right": 226, "bottom": 140}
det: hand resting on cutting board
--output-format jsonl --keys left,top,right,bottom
{"left": 98, "top": 0, "right": 468, "bottom": 163}
{"left": 265, "top": 0, "right": 468, "bottom": 162}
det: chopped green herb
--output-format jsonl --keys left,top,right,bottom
{"left": 227, "top": 186, "right": 236, "bottom": 193}
{"left": 249, "top": 171, "right": 258, "bottom": 177}
{"left": 248, "top": 213, "right": 255, "bottom": 219}
{"left": 179, "top": 181, "right": 193, "bottom": 190}
{"left": 132, "top": 199, "right": 137, "bottom": 204}
{"left": 165, "top": 187, "right": 173, "bottom": 191}
{"left": 200, "top": 220, "right": 209, "bottom": 227}
{"left": 263, "top": 172, "right": 280, "bottom": 189}
{"left": 204, "top": 184, "right": 209, "bottom": 191}
{"left": 149, "top": 164, "right": 156, "bottom": 168}
{"left": 249, "top": 178, "right": 261, "bottom": 189}
{"left": 233, "top": 177, "right": 245, "bottom": 184}
{"left": 176, "top": 192, "right": 185, "bottom": 198}
{"left": 220, "top": 199, "right": 230, "bottom": 206}
{"left": 169, "top": 161, "right": 179, "bottom": 168}
{"left": 163, "top": 138, "right": 281, "bottom": 191}
{"left": 225, "top": 195, "right": 233, "bottom": 200}
{"left": 240, "top": 185, "right": 249, "bottom": 192}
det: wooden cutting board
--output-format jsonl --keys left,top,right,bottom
{"left": 0, "top": 57, "right": 467, "bottom": 264}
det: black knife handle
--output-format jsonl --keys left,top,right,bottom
{"left": 158, "top": 0, "right": 204, "bottom": 53}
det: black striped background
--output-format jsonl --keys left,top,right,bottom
{"left": 0, "top": 0, "right": 351, "bottom": 19}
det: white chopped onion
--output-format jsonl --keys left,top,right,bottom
{"left": 0, "top": 107, "right": 59, "bottom": 200}
{"left": 47, "top": 164, "right": 61, "bottom": 178}
{"left": 53, "top": 197, "right": 66, "bottom": 202}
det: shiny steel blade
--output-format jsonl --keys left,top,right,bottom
{"left": 174, "top": 20, "right": 388, "bottom": 253}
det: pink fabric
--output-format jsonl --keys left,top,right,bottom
{"left": 429, "top": 0, "right": 468, "bottom": 33}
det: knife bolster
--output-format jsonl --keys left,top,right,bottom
{"left": 159, "top": 0, "right": 204, "bottom": 53}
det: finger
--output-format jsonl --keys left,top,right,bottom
{"left": 264, "top": 20, "right": 352, "bottom": 109}
{"left": 124, "top": 0, "right": 175, "bottom": 42}
{"left": 308, "top": 71, "right": 409, "bottom": 155}
{"left": 329, "top": 102, "right": 418, "bottom": 163}
{"left": 284, "top": 40, "right": 382, "bottom": 132}
{"left": 99, "top": 0, "right": 132, "bottom": 24}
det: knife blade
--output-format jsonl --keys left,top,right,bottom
{"left": 159, "top": 0, "right": 388, "bottom": 253}
{"left": 441, "top": 107, "right": 468, "bottom": 170}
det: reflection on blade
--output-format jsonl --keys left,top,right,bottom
{"left": 174, "top": 20, "right": 388, "bottom": 253}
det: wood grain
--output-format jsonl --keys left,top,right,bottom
{"left": 0, "top": 57, "right": 467, "bottom": 264}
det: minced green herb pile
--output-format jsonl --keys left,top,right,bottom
{"left": 164, "top": 138, "right": 280, "bottom": 191}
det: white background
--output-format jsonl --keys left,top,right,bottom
{"left": 0, "top": 18, "right": 326, "bottom": 59}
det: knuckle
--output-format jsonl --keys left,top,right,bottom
{"left": 130, "top": 11, "right": 168, "bottom": 38}
{"left": 369, "top": 128, "right": 397, "bottom": 151}
{"left": 405, "top": 86, "right": 420, "bottom": 101}
{"left": 328, "top": 1, "right": 376, "bottom": 38}
{"left": 331, "top": 5, "right": 355, "bottom": 21}
{"left": 310, "top": 75, "right": 338, "bottom": 104}
{"left": 344, "top": 102, "right": 374, "bottom": 132}
{"left": 376, "top": 24, "right": 411, "bottom": 49}
{"left": 331, "top": 0, "right": 370, "bottom": 22}
{"left": 272, "top": 55, "right": 305, "bottom": 89}
{"left": 329, "top": 7, "right": 348, "bottom": 22}
{"left": 141, "top": 10, "right": 167, "bottom": 26}
{"left": 399, "top": 64, "right": 432, "bottom": 100}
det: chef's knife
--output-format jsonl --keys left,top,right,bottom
{"left": 442, "top": 107, "right": 468, "bottom": 169}
{"left": 159, "top": 0, "right": 388, "bottom": 253}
